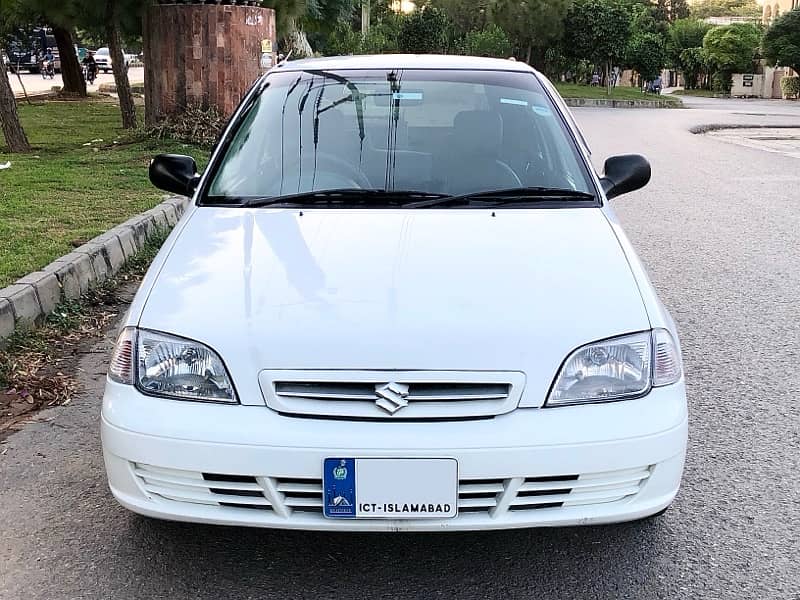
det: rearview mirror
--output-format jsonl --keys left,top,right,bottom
{"left": 149, "top": 154, "right": 200, "bottom": 197}
{"left": 600, "top": 154, "right": 651, "bottom": 200}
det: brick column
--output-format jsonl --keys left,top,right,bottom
{"left": 143, "top": 4, "right": 276, "bottom": 126}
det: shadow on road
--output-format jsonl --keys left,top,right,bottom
{"left": 114, "top": 514, "right": 667, "bottom": 598}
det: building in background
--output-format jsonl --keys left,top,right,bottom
{"left": 759, "top": 0, "right": 798, "bottom": 24}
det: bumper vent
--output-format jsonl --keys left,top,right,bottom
{"left": 133, "top": 464, "right": 652, "bottom": 518}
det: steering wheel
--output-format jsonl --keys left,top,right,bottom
{"left": 281, "top": 152, "right": 373, "bottom": 191}
{"left": 493, "top": 159, "right": 523, "bottom": 188}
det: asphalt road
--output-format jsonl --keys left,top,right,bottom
{"left": 1, "top": 97, "right": 799, "bottom": 600}
{"left": 9, "top": 67, "right": 144, "bottom": 96}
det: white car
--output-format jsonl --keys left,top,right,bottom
{"left": 93, "top": 47, "right": 131, "bottom": 73}
{"left": 102, "top": 55, "right": 687, "bottom": 531}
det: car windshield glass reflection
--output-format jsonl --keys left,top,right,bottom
{"left": 206, "top": 69, "right": 593, "bottom": 205}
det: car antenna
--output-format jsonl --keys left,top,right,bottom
{"left": 278, "top": 50, "right": 293, "bottom": 66}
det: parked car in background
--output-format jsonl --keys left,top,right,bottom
{"left": 93, "top": 47, "right": 135, "bottom": 73}
{"left": 102, "top": 55, "right": 688, "bottom": 532}
{"left": 94, "top": 47, "right": 112, "bottom": 73}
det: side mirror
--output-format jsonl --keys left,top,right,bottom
{"left": 149, "top": 154, "right": 201, "bottom": 197}
{"left": 600, "top": 154, "right": 651, "bottom": 200}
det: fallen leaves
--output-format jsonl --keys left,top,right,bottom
{"left": 0, "top": 300, "right": 118, "bottom": 438}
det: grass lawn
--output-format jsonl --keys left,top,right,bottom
{"left": 0, "top": 100, "right": 208, "bottom": 288}
{"left": 555, "top": 83, "right": 681, "bottom": 105}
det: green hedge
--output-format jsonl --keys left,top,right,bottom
{"left": 780, "top": 76, "right": 800, "bottom": 99}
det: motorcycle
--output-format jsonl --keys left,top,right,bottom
{"left": 83, "top": 64, "right": 97, "bottom": 85}
{"left": 40, "top": 60, "right": 55, "bottom": 79}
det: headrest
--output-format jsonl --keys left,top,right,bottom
{"left": 452, "top": 111, "right": 503, "bottom": 155}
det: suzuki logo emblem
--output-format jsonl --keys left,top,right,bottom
{"left": 375, "top": 382, "right": 410, "bottom": 414}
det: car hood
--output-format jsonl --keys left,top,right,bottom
{"left": 139, "top": 207, "right": 650, "bottom": 406}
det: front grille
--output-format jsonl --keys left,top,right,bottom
{"left": 260, "top": 370, "right": 526, "bottom": 420}
{"left": 133, "top": 464, "right": 652, "bottom": 518}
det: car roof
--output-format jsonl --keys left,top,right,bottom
{"left": 276, "top": 54, "right": 538, "bottom": 74}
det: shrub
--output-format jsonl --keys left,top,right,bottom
{"left": 711, "top": 71, "right": 731, "bottom": 92}
{"left": 781, "top": 76, "right": 800, "bottom": 99}
{"left": 327, "top": 23, "right": 362, "bottom": 56}
{"left": 397, "top": 8, "right": 448, "bottom": 54}
{"left": 363, "top": 19, "right": 402, "bottom": 54}
{"left": 458, "top": 25, "right": 512, "bottom": 58}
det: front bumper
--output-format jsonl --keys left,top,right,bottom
{"left": 101, "top": 380, "right": 688, "bottom": 531}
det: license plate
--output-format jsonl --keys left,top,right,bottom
{"left": 323, "top": 458, "right": 458, "bottom": 519}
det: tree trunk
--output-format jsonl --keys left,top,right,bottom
{"left": 53, "top": 27, "right": 86, "bottom": 97}
{"left": 605, "top": 61, "right": 613, "bottom": 95}
{"left": 0, "top": 58, "right": 32, "bottom": 153}
{"left": 284, "top": 18, "right": 313, "bottom": 58}
{"left": 361, "top": 0, "right": 370, "bottom": 35}
{"left": 106, "top": 0, "right": 137, "bottom": 129}
{"left": 13, "top": 68, "right": 32, "bottom": 105}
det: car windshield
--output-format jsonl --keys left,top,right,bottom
{"left": 205, "top": 69, "right": 594, "bottom": 205}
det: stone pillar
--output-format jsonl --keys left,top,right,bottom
{"left": 143, "top": 4, "right": 276, "bottom": 126}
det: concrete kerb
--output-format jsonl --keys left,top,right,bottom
{"left": 0, "top": 195, "right": 189, "bottom": 347}
{"left": 15, "top": 271, "right": 61, "bottom": 316}
{"left": 0, "top": 299, "right": 14, "bottom": 340}
{"left": 564, "top": 98, "right": 679, "bottom": 109}
{"left": 2, "top": 284, "right": 42, "bottom": 328}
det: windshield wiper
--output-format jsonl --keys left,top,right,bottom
{"left": 402, "top": 187, "right": 596, "bottom": 209}
{"left": 222, "top": 189, "right": 447, "bottom": 209}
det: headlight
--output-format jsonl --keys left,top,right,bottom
{"left": 108, "top": 327, "right": 237, "bottom": 403}
{"left": 547, "top": 332, "right": 652, "bottom": 407}
{"left": 546, "top": 329, "right": 683, "bottom": 407}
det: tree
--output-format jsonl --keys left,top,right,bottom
{"left": 703, "top": 22, "right": 760, "bottom": 71}
{"left": 668, "top": 17, "right": 711, "bottom": 58}
{"left": 668, "top": 17, "right": 711, "bottom": 81}
{"left": 654, "top": 0, "right": 690, "bottom": 22}
{"left": 763, "top": 8, "right": 800, "bottom": 76}
{"left": 262, "top": 0, "right": 359, "bottom": 57}
{"left": 105, "top": 0, "right": 135, "bottom": 129}
{"left": 430, "top": 0, "right": 491, "bottom": 39}
{"left": 491, "top": 0, "right": 572, "bottom": 65}
{"left": 626, "top": 31, "right": 667, "bottom": 81}
{"left": 690, "top": 0, "right": 761, "bottom": 20}
{"left": 630, "top": 2, "right": 669, "bottom": 37}
{"left": 563, "top": 0, "right": 632, "bottom": 91}
{"left": 0, "top": 0, "right": 32, "bottom": 152}
{"left": 703, "top": 22, "right": 760, "bottom": 90}
{"left": 397, "top": 7, "right": 448, "bottom": 54}
{"left": 22, "top": 0, "right": 87, "bottom": 96}
{"left": 679, "top": 46, "right": 711, "bottom": 88}
{"left": 0, "top": 49, "right": 32, "bottom": 153}
{"left": 458, "top": 24, "right": 512, "bottom": 58}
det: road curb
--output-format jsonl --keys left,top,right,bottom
{"left": 564, "top": 98, "right": 678, "bottom": 108}
{"left": 97, "top": 82, "right": 145, "bottom": 94}
{"left": 0, "top": 195, "right": 188, "bottom": 347}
